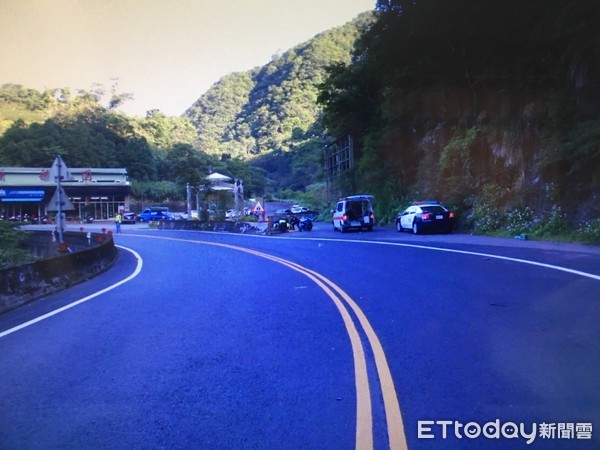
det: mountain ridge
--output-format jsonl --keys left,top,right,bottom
{"left": 184, "top": 12, "right": 374, "bottom": 159}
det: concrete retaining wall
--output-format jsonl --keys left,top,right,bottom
{"left": 0, "top": 231, "right": 118, "bottom": 314}
{"left": 156, "top": 220, "right": 271, "bottom": 234}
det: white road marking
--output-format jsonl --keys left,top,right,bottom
{"left": 5, "top": 231, "right": 594, "bottom": 449}
{"left": 0, "top": 245, "right": 143, "bottom": 338}
{"left": 210, "top": 231, "right": 600, "bottom": 281}
{"left": 333, "top": 239, "right": 600, "bottom": 281}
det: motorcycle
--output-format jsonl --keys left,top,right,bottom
{"left": 297, "top": 215, "right": 313, "bottom": 231}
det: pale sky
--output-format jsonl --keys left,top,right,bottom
{"left": 0, "top": 0, "right": 374, "bottom": 117}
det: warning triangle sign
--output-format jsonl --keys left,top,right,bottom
{"left": 49, "top": 155, "right": 71, "bottom": 181}
{"left": 46, "top": 186, "right": 75, "bottom": 212}
{"left": 251, "top": 200, "right": 264, "bottom": 213}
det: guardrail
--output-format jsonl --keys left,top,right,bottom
{"left": 0, "top": 231, "right": 118, "bottom": 314}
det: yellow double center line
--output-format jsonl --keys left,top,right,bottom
{"left": 136, "top": 235, "right": 407, "bottom": 450}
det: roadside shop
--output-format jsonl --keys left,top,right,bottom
{"left": 0, "top": 166, "right": 130, "bottom": 222}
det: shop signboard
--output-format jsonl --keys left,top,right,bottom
{"left": 0, "top": 189, "right": 45, "bottom": 202}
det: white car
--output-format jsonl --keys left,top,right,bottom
{"left": 332, "top": 195, "right": 374, "bottom": 232}
{"left": 226, "top": 209, "right": 241, "bottom": 219}
{"left": 396, "top": 201, "right": 455, "bottom": 234}
{"left": 181, "top": 210, "right": 200, "bottom": 220}
{"left": 121, "top": 211, "right": 137, "bottom": 224}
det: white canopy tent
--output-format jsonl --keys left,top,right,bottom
{"left": 206, "top": 172, "right": 234, "bottom": 191}
{"left": 206, "top": 172, "right": 231, "bottom": 181}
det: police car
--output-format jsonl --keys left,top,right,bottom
{"left": 332, "top": 195, "right": 375, "bottom": 232}
{"left": 396, "top": 201, "right": 455, "bottom": 234}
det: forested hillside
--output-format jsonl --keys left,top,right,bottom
{"left": 0, "top": 84, "right": 265, "bottom": 201}
{"left": 0, "top": 13, "right": 373, "bottom": 202}
{"left": 318, "top": 0, "right": 600, "bottom": 240}
{"left": 1, "top": 1, "right": 599, "bottom": 242}
{"left": 184, "top": 12, "right": 374, "bottom": 193}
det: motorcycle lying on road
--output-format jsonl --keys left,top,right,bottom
{"left": 297, "top": 215, "right": 313, "bottom": 231}
{"left": 274, "top": 214, "right": 313, "bottom": 232}
{"left": 288, "top": 215, "right": 313, "bottom": 231}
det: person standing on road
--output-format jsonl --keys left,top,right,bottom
{"left": 115, "top": 212, "right": 122, "bottom": 234}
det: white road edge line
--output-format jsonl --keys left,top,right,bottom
{"left": 336, "top": 239, "right": 600, "bottom": 281}
{"left": 203, "top": 231, "right": 600, "bottom": 281}
{"left": 0, "top": 245, "right": 143, "bottom": 339}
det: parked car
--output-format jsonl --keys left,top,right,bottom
{"left": 180, "top": 210, "right": 200, "bottom": 220}
{"left": 137, "top": 207, "right": 173, "bottom": 222}
{"left": 121, "top": 211, "right": 137, "bottom": 224}
{"left": 290, "top": 205, "right": 308, "bottom": 214}
{"left": 396, "top": 201, "right": 455, "bottom": 234}
{"left": 332, "top": 195, "right": 375, "bottom": 232}
{"left": 226, "top": 209, "right": 241, "bottom": 219}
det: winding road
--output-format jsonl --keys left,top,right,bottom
{"left": 1, "top": 223, "right": 599, "bottom": 449}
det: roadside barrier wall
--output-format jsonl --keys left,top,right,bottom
{"left": 156, "top": 220, "right": 270, "bottom": 234}
{"left": 0, "top": 231, "right": 118, "bottom": 314}
{"left": 154, "top": 217, "right": 308, "bottom": 234}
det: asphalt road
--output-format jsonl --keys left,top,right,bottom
{"left": 1, "top": 222, "right": 599, "bottom": 449}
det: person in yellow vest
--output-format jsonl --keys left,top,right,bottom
{"left": 115, "top": 212, "right": 122, "bottom": 234}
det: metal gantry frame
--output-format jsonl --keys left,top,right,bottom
{"left": 187, "top": 174, "right": 244, "bottom": 219}
{"left": 324, "top": 135, "right": 354, "bottom": 201}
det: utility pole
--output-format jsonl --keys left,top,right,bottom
{"left": 233, "top": 178, "right": 244, "bottom": 217}
{"left": 57, "top": 157, "right": 63, "bottom": 243}
{"left": 50, "top": 155, "right": 66, "bottom": 243}
{"left": 186, "top": 183, "right": 192, "bottom": 219}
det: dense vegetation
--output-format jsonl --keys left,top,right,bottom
{"left": 0, "top": 15, "right": 370, "bottom": 203}
{"left": 184, "top": 13, "right": 374, "bottom": 194}
{"left": 317, "top": 0, "right": 600, "bottom": 241}
{"left": 0, "top": 84, "right": 265, "bottom": 201}
{"left": 1, "top": 2, "right": 599, "bottom": 243}
{"left": 0, "top": 222, "right": 34, "bottom": 268}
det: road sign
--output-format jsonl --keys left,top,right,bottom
{"left": 251, "top": 199, "right": 264, "bottom": 214}
{"left": 49, "top": 155, "right": 71, "bottom": 181}
{"left": 46, "top": 186, "right": 75, "bottom": 212}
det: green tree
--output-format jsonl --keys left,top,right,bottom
{"left": 318, "top": 0, "right": 600, "bottom": 219}
{"left": 136, "top": 109, "right": 196, "bottom": 150}
{"left": 163, "top": 143, "right": 216, "bottom": 185}
{"left": 184, "top": 12, "right": 373, "bottom": 161}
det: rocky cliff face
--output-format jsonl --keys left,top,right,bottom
{"left": 364, "top": 82, "right": 598, "bottom": 221}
